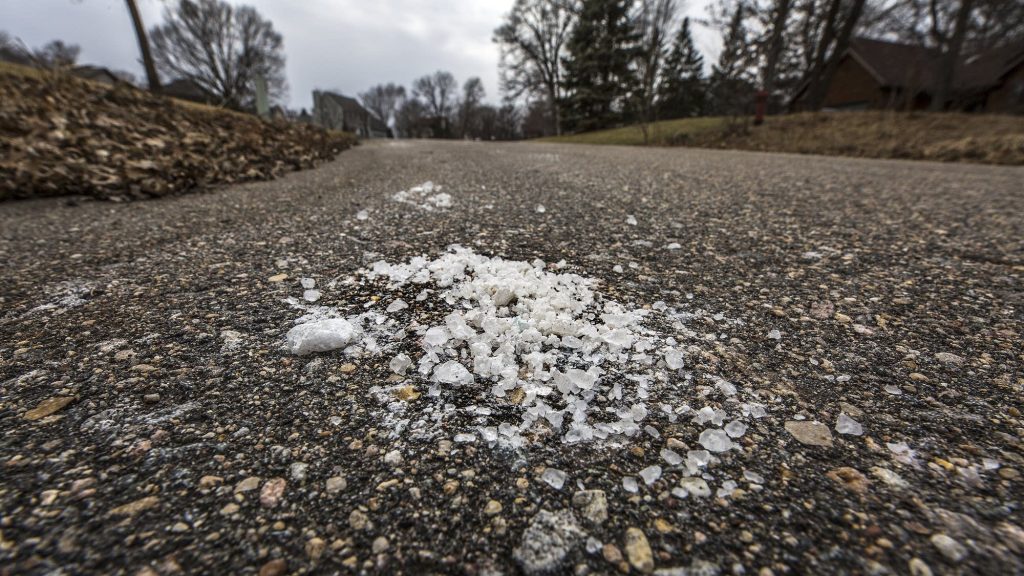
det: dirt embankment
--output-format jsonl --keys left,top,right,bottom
{"left": 0, "top": 66, "right": 356, "bottom": 201}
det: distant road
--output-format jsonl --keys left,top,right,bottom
{"left": 2, "top": 141, "right": 1022, "bottom": 575}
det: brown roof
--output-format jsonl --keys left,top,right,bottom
{"left": 848, "top": 37, "right": 1024, "bottom": 93}
{"left": 162, "top": 78, "right": 214, "bottom": 103}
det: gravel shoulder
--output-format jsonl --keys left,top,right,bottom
{"left": 1, "top": 141, "right": 1022, "bottom": 575}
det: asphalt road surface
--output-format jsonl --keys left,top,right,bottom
{"left": 2, "top": 141, "right": 1022, "bottom": 576}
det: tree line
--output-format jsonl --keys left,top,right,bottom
{"left": 494, "top": 0, "right": 1024, "bottom": 138}
{"left": 358, "top": 74, "right": 524, "bottom": 141}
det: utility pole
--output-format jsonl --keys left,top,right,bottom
{"left": 125, "top": 0, "right": 161, "bottom": 92}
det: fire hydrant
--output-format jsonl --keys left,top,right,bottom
{"left": 754, "top": 90, "right": 768, "bottom": 126}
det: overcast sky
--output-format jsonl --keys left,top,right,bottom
{"left": 1, "top": 0, "right": 720, "bottom": 111}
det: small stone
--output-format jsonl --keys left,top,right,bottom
{"left": 870, "top": 466, "right": 909, "bottom": 489}
{"left": 339, "top": 363, "right": 357, "bottom": 373}
{"left": 999, "top": 468, "right": 1019, "bottom": 480}
{"left": 934, "top": 352, "right": 964, "bottom": 365}
{"left": 394, "top": 385, "right": 420, "bottom": 401}
{"left": 268, "top": 273, "right": 288, "bottom": 282}
{"left": 108, "top": 496, "right": 160, "bottom": 517}
{"left": 443, "top": 479, "right": 460, "bottom": 495}
{"left": 290, "top": 462, "right": 309, "bottom": 482}
{"left": 24, "top": 396, "right": 74, "bottom": 421}
{"left": 383, "top": 450, "right": 403, "bottom": 465}
{"left": 349, "top": 509, "right": 369, "bottom": 530}
{"left": 199, "top": 475, "right": 223, "bottom": 488}
{"left": 571, "top": 490, "right": 608, "bottom": 526}
{"left": 826, "top": 467, "right": 870, "bottom": 493}
{"left": 603, "top": 543, "right": 623, "bottom": 564}
{"left": 785, "top": 421, "right": 834, "bottom": 447}
{"left": 220, "top": 503, "right": 239, "bottom": 515}
{"left": 666, "top": 438, "right": 687, "bottom": 451}
{"left": 513, "top": 509, "right": 586, "bottom": 574}
{"left": 143, "top": 393, "right": 160, "bottom": 403}
{"left": 372, "top": 536, "right": 390, "bottom": 553}
{"left": 326, "top": 476, "right": 347, "bottom": 494}
{"left": 910, "top": 372, "right": 929, "bottom": 382}
{"left": 260, "top": 478, "right": 286, "bottom": 508}
{"left": 484, "top": 500, "right": 503, "bottom": 516}
{"left": 834, "top": 313, "right": 852, "bottom": 323}
{"left": 624, "top": 527, "right": 654, "bottom": 574}
{"left": 930, "top": 533, "right": 967, "bottom": 562}
{"left": 259, "top": 559, "right": 287, "bottom": 576}
{"left": 306, "top": 537, "right": 326, "bottom": 561}
{"left": 234, "top": 476, "right": 261, "bottom": 493}
{"left": 908, "top": 558, "right": 933, "bottom": 576}
{"left": 654, "top": 518, "right": 674, "bottom": 534}
{"left": 170, "top": 522, "right": 189, "bottom": 533}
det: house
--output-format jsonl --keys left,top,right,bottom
{"left": 791, "top": 37, "right": 1024, "bottom": 114}
{"left": 71, "top": 65, "right": 124, "bottom": 85}
{"left": 162, "top": 78, "right": 216, "bottom": 105}
{"left": 312, "top": 90, "right": 389, "bottom": 137}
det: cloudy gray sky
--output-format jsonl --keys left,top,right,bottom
{"left": 1, "top": 0, "right": 720, "bottom": 111}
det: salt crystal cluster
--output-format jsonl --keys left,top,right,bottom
{"left": 284, "top": 247, "right": 766, "bottom": 461}
{"left": 392, "top": 182, "right": 453, "bottom": 210}
{"left": 365, "top": 246, "right": 667, "bottom": 446}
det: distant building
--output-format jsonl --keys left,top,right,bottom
{"left": 791, "top": 37, "right": 1024, "bottom": 114}
{"left": 71, "top": 65, "right": 124, "bottom": 85}
{"left": 162, "top": 78, "right": 216, "bottom": 105}
{"left": 312, "top": 90, "right": 389, "bottom": 137}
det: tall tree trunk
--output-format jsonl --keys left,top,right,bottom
{"left": 125, "top": 0, "right": 161, "bottom": 92}
{"left": 931, "top": 0, "right": 974, "bottom": 111}
{"left": 762, "top": 0, "right": 793, "bottom": 107}
{"left": 807, "top": 0, "right": 866, "bottom": 110}
{"left": 550, "top": 87, "right": 562, "bottom": 136}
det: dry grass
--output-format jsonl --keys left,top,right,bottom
{"left": 540, "top": 116, "right": 723, "bottom": 146}
{"left": 542, "top": 111, "right": 1024, "bottom": 165}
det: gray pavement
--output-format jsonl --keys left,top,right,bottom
{"left": 1, "top": 141, "right": 1023, "bottom": 575}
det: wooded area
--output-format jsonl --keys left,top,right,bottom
{"left": 493, "top": 0, "right": 1024, "bottom": 138}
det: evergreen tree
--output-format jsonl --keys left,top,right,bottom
{"left": 657, "top": 17, "right": 705, "bottom": 119}
{"left": 562, "top": 0, "right": 639, "bottom": 132}
{"left": 708, "top": 4, "right": 755, "bottom": 117}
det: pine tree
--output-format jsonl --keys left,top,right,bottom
{"left": 657, "top": 17, "right": 705, "bottom": 119}
{"left": 708, "top": 4, "right": 755, "bottom": 117}
{"left": 562, "top": 0, "right": 639, "bottom": 132}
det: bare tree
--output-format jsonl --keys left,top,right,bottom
{"left": 150, "top": 0, "right": 287, "bottom": 109}
{"left": 494, "top": 0, "right": 578, "bottom": 135}
{"left": 634, "top": 0, "right": 678, "bottom": 144}
{"left": 761, "top": 0, "right": 793, "bottom": 102}
{"left": 359, "top": 83, "right": 407, "bottom": 128}
{"left": 458, "top": 77, "right": 486, "bottom": 138}
{"left": 33, "top": 40, "right": 81, "bottom": 68}
{"left": 931, "top": 0, "right": 974, "bottom": 110}
{"left": 397, "top": 98, "right": 430, "bottom": 138}
{"left": 802, "top": 0, "right": 868, "bottom": 110}
{"left": 125, "top": 0, "right": 161, "bottom": 91}
{"left": 0, "top": 32, "right": 27, "bottom": 65}
{"left": 413, "top": 71, "right": 458, "bottom": 136}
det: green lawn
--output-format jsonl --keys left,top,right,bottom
{"left": 539, "top": 116, "right": 726, "bottom": 146}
